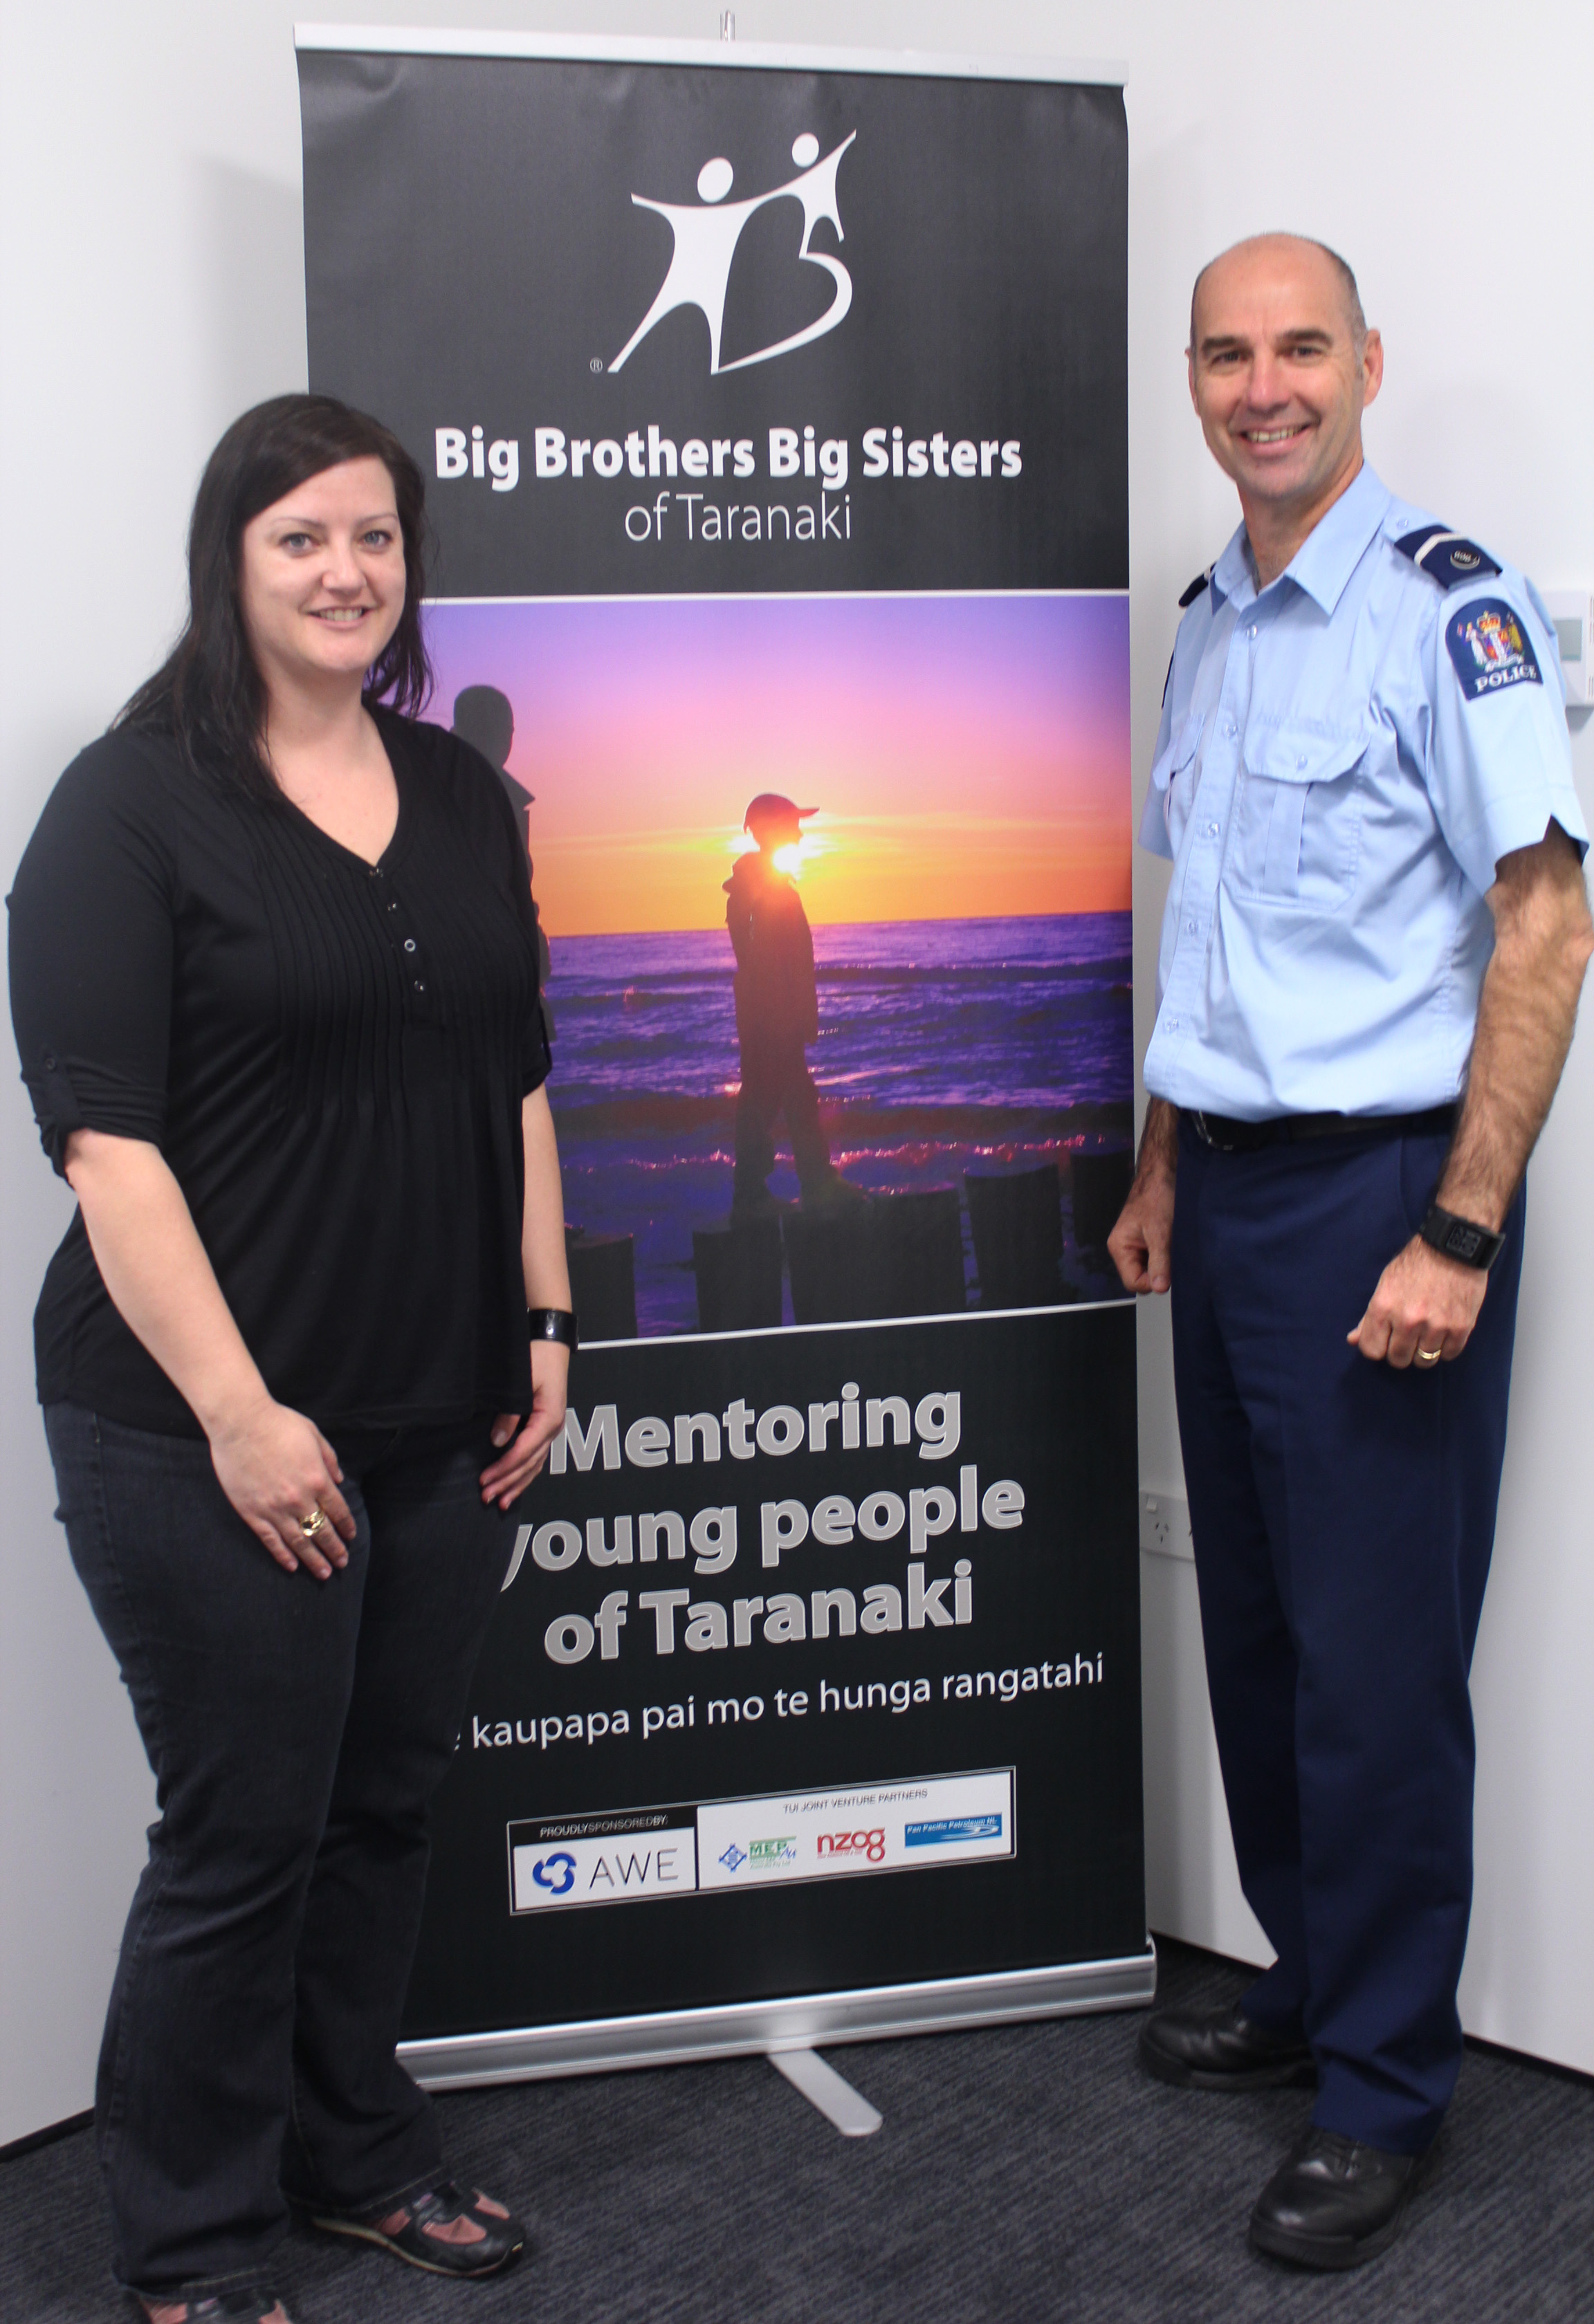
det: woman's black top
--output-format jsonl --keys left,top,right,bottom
{"left": 7, "top": 710, "right": 551, "bottom": 1437}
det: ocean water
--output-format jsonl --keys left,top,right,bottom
{"left": 548, "top": 912, "right": 1133, "bottom": 1335}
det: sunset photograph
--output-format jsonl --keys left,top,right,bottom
{"left": 425, "top": 591, "right": 1130, "bottom": 933}
{"left": 423, "top": 592, "right": 1133, "bottom": 1336}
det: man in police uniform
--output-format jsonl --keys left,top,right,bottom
{"left": 1110, "top": 234, "right": 1591, "bottom": 2269}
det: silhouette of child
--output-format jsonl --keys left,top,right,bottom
{"left": 724, "top": 794, "right": 859, "bottom": 1217}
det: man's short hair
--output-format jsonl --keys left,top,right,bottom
{"left": 1189, "top": 237, "right": 1366, "bottom": 353}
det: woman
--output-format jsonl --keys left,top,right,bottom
{"left": 8, "top": 395, "right": 573, "bottom": 2324}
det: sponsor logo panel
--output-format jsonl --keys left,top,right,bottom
{"left": 698, "top": 1768, "right": 1012, "bottom": 1889}
{"left": 509, "top": 1824, "right": 697, "bottom": 1912}
{"left": 506, "top": 1770, "right": 1012, "bottom": 1912}
{"left": 906, "top": 1814, "right": 1003, "bottom": 1846}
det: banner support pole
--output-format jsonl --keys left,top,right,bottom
{"left": 767, "top": 2046, "right": 882, "bottom": 2137}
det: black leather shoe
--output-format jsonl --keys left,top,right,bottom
{"left": 1249, "top": 2127, "right": 1426, "bottom": 2270}
{"left": 1138, "top": 2000, "right": 1316, "bottom": 2090}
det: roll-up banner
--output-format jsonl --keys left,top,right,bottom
{"left": 295, "top": 27, "right": 1148, "bottom": 2087}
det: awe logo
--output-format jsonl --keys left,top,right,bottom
{"left": 610, "top": 131, "right": 856, "bottom": 376}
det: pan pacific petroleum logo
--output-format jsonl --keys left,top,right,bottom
{"left": 610, "top": 131, "right": 857, "bottom": 376}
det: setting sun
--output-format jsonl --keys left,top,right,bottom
{"left": 423, "top": 592, "right": 1130, "bottom": 936}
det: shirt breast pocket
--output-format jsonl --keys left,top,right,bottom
{"left": 1230, "top": 722, "right": 1367, "bottom": 909}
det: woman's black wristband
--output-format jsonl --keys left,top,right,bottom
{"left": 528, "top": 1307, "right": 578, "bottom": 1354}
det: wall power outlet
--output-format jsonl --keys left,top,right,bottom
{"left": 1139, "top": 1488, "right": 1194, "bottom": 1560}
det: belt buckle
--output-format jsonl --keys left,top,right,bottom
{"left": 1191, "top": 1110, "right": 1231, "bottom": 1153}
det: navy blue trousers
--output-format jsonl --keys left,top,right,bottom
{"left": 45, "top": 1405, "right": 517, "bottom": 2298}
{"left": 1171, "top": 1118, "right": 1523, "bottom": 2154}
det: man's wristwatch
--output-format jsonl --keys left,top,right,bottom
{"left": 528, "top": 1307, "right": 578, "bottom": 1354}
{"left": 1419, "top": 1204, "right": 1505, "bottom": 1272}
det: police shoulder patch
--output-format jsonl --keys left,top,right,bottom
{"left": 1395, "top": 524, "right": 1502, "bottom": 589}
{"left": 1445, "top": 598, "right": 1543, "bottom": 701}
{"left": 1178, "top": 567, "right": 1211, "bottom": 609}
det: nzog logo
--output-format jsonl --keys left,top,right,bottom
{"left": 816, "top": 1827, "right": 888, "bottom": 1864}
{"left": 610, "top": 131, "right": 856, "bottom": 377}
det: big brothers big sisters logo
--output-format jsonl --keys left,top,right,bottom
{"left": 610, "top": 131, "right": 856, "bottom": 376}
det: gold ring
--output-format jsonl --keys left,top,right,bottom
{"left": 1415, "top": 1347, "right": 1442, "bottom": 1366}
{"left": 299, "top": 1506, "right": 330, "bottom": 1538}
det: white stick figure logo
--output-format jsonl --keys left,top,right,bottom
{"left": 610, "top": 130, "right": 856, "bottom": 376}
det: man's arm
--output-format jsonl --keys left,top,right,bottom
{"left": 1108, "top": 1096, "right": 1180, "bottom": 1295}
{"left": 1350, "top": 822, "right": 1593, "bottom": 1366}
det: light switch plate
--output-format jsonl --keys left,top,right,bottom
{"left": 1542, "top": 589, "right": 1592, "bottom": 707}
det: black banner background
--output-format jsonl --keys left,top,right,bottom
{"left": 300, "top": 52, "right": 1126, "bottom": 597}
{"left": 297, "top": 39, "right": 1144, "bottom": 2044}
{"left": 405, "top": 1308, "right": 1142, "bottom": 2038}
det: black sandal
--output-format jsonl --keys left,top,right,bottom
{"left": 309, "top": 2177, "right": 526, "bottom": 2278}
{"left": 136, "top": 2289, "right": 296, "bottom": 2323}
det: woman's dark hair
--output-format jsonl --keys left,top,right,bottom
{"left": 116, "top": 393, "right": 432, "bottom": 799}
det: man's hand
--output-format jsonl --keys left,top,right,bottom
{"left": 1108, "top": 1097, "right": 1178, "bottom": 1294}
{"left": 1347, "top": 1236, "right": 1488, "bottom": 1367}
{"left": 1351, "top": 822, "right": 1591, "bottom": 1370}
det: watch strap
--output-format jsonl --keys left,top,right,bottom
{"left": 1419, "top": 1204, "right": 1505, "bottom": 1272}
{"left": 528, "top": 1307, "right": 578, "bottom": 1354}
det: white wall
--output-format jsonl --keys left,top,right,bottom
{"left": 3, "top": 0, "right": 1591, "bottom": 2139}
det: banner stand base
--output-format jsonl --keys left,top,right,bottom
{"left": 767, "top": 2045, "right": 883, "bottom": 2137}
{"left": 401, "top": 1944, "right": 1157, "bottom": 2092}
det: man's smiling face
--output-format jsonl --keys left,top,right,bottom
{"left": 1188, "top": 234, "right": 1382, "bottom": 528}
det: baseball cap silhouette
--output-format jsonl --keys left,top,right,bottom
{"left": 743, "top": 793, "right": 816, "bottom": 836}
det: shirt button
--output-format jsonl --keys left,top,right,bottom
{"left": 1166, "top": 1017, "right": 1180, "bottom": 1031}
{"left": 403, "top": 938, "right": 417, "bottom": 953}
{"left": 1206, "top": 821, "right": 1220, "bottom": 838}
{"left": 387, "top": 899, "right": 398, "bottom": 912}
{"left": 414, "top": 980, "right": 426, "bottom": 994}
{"left": 1247, "top": 625, "right": 1258, "bottom": 640}
{"left": 42, "top": 1051, "right": 57, "bottom": 1070}
{"left": 1186, "top": 919, "right": 1198, "bottom": 934}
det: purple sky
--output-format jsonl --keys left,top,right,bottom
{"left": 423, "top": 593, "right": 1130, "bottom": 932}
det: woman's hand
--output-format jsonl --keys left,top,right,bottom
{"left": 207, "top": 1398, "right": 357, "bottom": 1578}
{"left": 481, "top": 1340, "right": 570, "bottom": 1510}
{"left": 62, "top": 1134, "right": 354, "bottom": 1577}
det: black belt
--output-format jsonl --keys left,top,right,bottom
{"left": 1186, "top": 1105, "right": 1458, "bottom": 1154}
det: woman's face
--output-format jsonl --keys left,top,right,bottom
{"left": 238, "top": 456, "right": 405, "bottom": 701}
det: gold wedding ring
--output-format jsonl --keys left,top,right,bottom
{"left": 299, "top": 1505, "right": 331, "bottom": 1538}
{"left": 1415, "top": 1348, "right": 1442, "bottom": 1367}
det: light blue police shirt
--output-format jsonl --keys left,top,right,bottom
{"left": 1140, "top": 462, "right": 1586, "bottom": 1119}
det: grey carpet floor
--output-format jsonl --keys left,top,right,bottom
{"left": 5, "top": 1939, "right": 1593, "bottom": 2322}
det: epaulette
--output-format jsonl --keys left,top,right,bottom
{"left": 1394, "top": 525, "right": 1501, "bottom": 589}
{"left": 1178, "top": 566, "right": 1213, "bottom": 609}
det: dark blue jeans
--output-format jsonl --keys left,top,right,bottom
{"left": 44, "top": 1403, "right": 517, "bottom": 2298}
{"left": 1171, "top": 1121, "right": 1524, "bottom": 2155}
